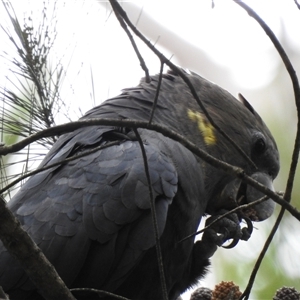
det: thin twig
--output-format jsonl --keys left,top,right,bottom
{"left": 110, "top": 1, "right": 150, "bottom": 83}
{"left": 233, "top": 1, "right": 300, "bottom": 299}
{"left": 133, "top": 128, "right": 168, "bottom": 300}
{"left": 70, "top": 288, "right": 130, "bottom": 300}
{"left": 294, "top": 0, "right": 300, "bottom": 10}
{"left": 108, "top": 0, "right": 257, "bottom": 170}
{"left": 240, "top": 207, "right": 286, "bottom": 300}
{"left": 149, "top": 61, "right": 164, "bottom": 124}
{"left": 178, "top": 195, "right": 270, "bottom": 244}
{"left": 0, "top": 141, "right": 120, "bottom": 195}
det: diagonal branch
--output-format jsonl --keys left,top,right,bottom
{"left": 0, "top": 196, "right": 75, "bottom": 300}
{"left": 294, "top": 0, "right": 300, "bottom": 10}
{"left": 0, "top": 140, "right": 120, "bottom": 195}
{"left": 149, "top": 61, "right": 164, "bottom": 124}
{"left": 0, "top": 117, "right": 299, "bottom": 220}
{"left": 240, "top": 208, "right": 286, "bottom": 300}
{"left": 111, "top": 2, "right": 150, "bottom": 83}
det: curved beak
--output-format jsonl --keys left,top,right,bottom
{"left": 245, "top": 172, "right": 275, "bottom": 221}
{"left": 211, "top": 172, "right": 275, "bottom": 221}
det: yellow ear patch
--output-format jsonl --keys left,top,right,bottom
{"left": 187, "top": 109, "right": 216, "bottom": 145}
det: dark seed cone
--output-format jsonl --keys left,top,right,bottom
{"left": 190, "top": 287, "right": 213, "bottom": 300}
{"left": 273, "top": 286, "right": 300, "bottom": 300}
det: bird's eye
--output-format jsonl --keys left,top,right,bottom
{"left": 253, "top": 138, "right": 266, "bottom": 155}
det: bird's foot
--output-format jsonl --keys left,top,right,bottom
{"left": 201, "top": 210, "right": 253, "bottom": 249}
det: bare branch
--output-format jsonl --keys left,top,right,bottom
{"left": 70, "top": 288, "right": 130, "bottom": 300}
{"left": 294, "top": 0, "right": 300, "bottom": 10}
{"left": 0, "top": 140, "right": 120, "bottom": 195}
{"left": 149, "top": 61, "right": 164, "bottom": 124}
{"left": 240, "top": 207, "right": 286, "bottom": 300}
{"left": 0, "top": 196, "right": 75, "bottom": 300}
{"left": 109, "top": 1, "right": 150, "bottom": 83}
{"left": 0, "top": 117, "right": 299, "bottom": 220}
{"left": 0, "top": 287, "right": 9, "bottom": 300}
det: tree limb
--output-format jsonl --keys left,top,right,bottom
{"left": 0, "top": 196, "right": 75, "bottom": 300}
{"left": 0, "top": 117, "right": 299, "bottom": 220}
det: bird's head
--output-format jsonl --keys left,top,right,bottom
{"left": 185, "top": 74, "right": 279, "bottom": 222}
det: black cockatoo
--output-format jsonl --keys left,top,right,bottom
{"left": 0, "top": 70, "right": 279, "bottom": 300}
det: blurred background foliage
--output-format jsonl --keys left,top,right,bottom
{"left": 0, "top": 1, "right": 299, "bottom": 299}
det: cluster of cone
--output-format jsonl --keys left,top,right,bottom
{"left": 178, "top": 282, "right": 300, "bottom": 300}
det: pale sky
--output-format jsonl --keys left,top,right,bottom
{"left": 2, "top": 0, "right": 300, "bottom": 114}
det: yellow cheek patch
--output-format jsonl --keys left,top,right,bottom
{"left": 187, "top": 109, "right": 217, "bottom": 145}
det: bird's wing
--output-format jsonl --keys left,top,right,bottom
{"left": 0, "top": 128, "right": 178, "bottom": 292}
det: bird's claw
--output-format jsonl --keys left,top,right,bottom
{"left": 241, "top": 216, "right": 253, "bottom": 240}
{"left": 201, "top": 210, "right": 253, "bottom": 249}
